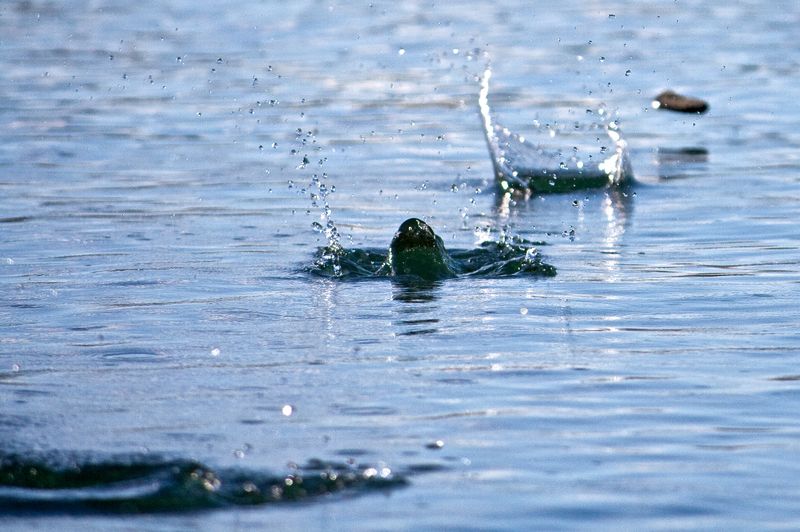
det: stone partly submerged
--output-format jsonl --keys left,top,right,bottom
{"left": 652, "top": 90, "right": 709, "bottom": 114}
{"left": 479, "top": 68, "right": 634, "bottom": 194}
{"left": 387, "top": 218, "right": 460, "bottom": 281}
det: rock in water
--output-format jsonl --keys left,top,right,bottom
{"left": 652, "top": 90, "right": 709, "bottom": 114}
{"left": 388, "top": 218, "right": 459, "bottom": 281}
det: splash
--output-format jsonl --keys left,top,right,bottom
{"left": 310, "top": 240, "right": 556, "bottom": 281}
{"left": 311, "top": 218, "right": 555, "bottom": 281}
{"left": 0, "top": 452, "right": 407, "bottom": 514}
{"left": 479, "top": 68, "right": 634, "bottom": 193}
{"left": 290, "top": 124, "right": 343, "bottom": 275}
{"left": 310, "top": 172, "right": 343, "bottom": 275}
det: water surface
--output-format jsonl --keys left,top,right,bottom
{"left": 2, "top": 0, "right": 800, "bottom": 530}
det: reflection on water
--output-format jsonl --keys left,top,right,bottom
{"left": 599, "top": 188, "right": 634, "bottom": 280}
{"left": 392, "top": 280, "right": 441, "bottom": 337}
{"left": 656, "top": 147, "right": 710, "bottom": 180}
{"left": 493, "top": 186, "right": 634, "bottom": 282}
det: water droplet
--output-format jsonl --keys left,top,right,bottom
{"left": 519, "top": 307, "right": 528, "bottom": 316}
{"left": 210, "top": 347, "right": 221, "bottom": 357}
{"left": 398, "top": 48, "right": 405, "bottom": 56}
{"left": 426, "top": 440, "right": 445, "bottom": 450}
{"left": 11, "top": 364, "right": 20, "bottom": 372}
{"left": 281, "top": 404, "right": 294, "bottom": 416}
{"left": 311, "top": 221, "right": 324, "bottom": 232}
{"left": 625, "top": 69, "right": 631, "bottom": 76}
{"left": 599, "top": 56, "right": 606, "bottom": 62}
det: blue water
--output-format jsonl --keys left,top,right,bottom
{"left": 2, "top": 0, "right": 800, "bottom": 529}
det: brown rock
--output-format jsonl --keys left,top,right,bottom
{"left": 652, "top": 90, "right": 709, "bottom": 114}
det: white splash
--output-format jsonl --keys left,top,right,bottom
{"left": 479, "top": 67, "right": 633, "bottom": 193}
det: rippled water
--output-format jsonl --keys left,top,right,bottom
{"left": 3, "top": 0, "right": 800, "bottom": 530}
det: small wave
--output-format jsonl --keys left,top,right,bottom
{"left": 0, "top": 452, "right": 407, "bottom": 514}
{"left": 479, "top": 67, "right": 634, "bottom": 193}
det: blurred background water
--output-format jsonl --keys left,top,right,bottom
{"left": 2, "top": 0, "right": 800, "bottom": 529}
